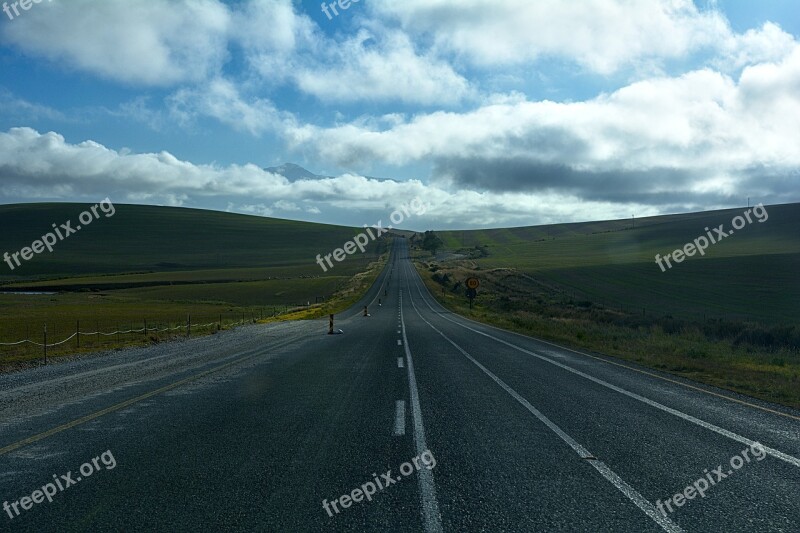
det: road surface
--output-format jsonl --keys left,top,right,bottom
{"left": 1, "top": 239, "right": 798, "bottom": 531}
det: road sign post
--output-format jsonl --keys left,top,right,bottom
{"left": 465, "top": 278, "right": 480, "bottom": 309}
{"left": 466, "top": 288, "right": 477, "bottom": 309}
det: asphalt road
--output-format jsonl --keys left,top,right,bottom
{"left": 1, "top": 239, "right": 798, "bottom": 532}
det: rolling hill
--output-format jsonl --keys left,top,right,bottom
{"left": 0, "top": 203, "right": 383, "bottom": 279}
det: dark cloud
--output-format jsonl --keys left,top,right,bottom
{"left": 432, "top": 156, "right": 752, "bottom": 207}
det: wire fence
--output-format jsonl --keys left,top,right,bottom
{"left": 0, "top": 304, "right": 315, "bottom": 364}
{"left": 0, "top": 321, "right": 217, "bottom": 348}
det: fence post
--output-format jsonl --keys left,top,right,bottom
{"left": 187, "top": 314, "right": 191, "bottom": 338}
{"left": 96, "top": 320, "right": 100, "bottom": 347}
{"left": 219, "top": 314, "right": 222, "bottom": 331}
{"left": 76, "top": 320, "right": 80, "bottom": 349}
{"left": 144, "top": 319, "right": 147, "bottom": 339}
{"left": 43, "top": 324, "right": 47, "bottom": 365}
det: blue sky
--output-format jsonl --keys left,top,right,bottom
{"left": 0, "top": 0, "right": 798, "bottom": 230}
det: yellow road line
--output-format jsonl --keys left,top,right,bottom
{"left": 0, "top": 351, "right": 263, "bottom": 456}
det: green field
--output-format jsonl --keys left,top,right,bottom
{"left": 415, "top": 202, "right": 800, "bottom": 408}
{"left": 0, "top": 203, "right": 382, "bottom": 278}
{"left": 0, "top": 203, "right": 387, "bottom": 364}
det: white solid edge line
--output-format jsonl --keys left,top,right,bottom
{"left": 394, "top": 400, "right": 406, "bottom": 437}
{"left": 406, "top": 273, "right": 683, "bottom": 533}
{"left": 410, "top": 272, "right": 800, "bottom": 470}
{"left": 400, "top": 289, "right": 444, "bottom": 533}
{"left": 406, "top": 259, "right": 800, "bottom": 470}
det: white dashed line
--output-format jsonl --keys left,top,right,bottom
{"left": 393, "top": 400, "right": 406, "bottom": 436}
{"left": 399, "top": 290, "right": 443, "bottom": 532}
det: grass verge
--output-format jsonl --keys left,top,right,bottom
{"left": 414, "top": 259, "right": 800, "bottom": 410}
{"left": 0, "top": 248, "right": 390, "bottom": 370}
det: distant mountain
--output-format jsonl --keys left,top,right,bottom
{"left": 265, "top": 163, "right": 395, "bottom": 183}
{"left": 265, "top": 163, "right": 323, "bottom": 181}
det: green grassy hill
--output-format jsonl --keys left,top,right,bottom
{"left": 0, "top": 203, "right": 381, "bottom": 279}
{"left": 416, "top": 202, "right": 800, "bottom": 408}
{"left": 0, "top": 203, "right": 387, "bottom": 365}
{"left": 436, "top": 203, "right": 800, "bottom": 323}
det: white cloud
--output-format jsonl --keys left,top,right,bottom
{"left": 1, "top": 0, "right": 798, "bottom": 225}
{"left": 167, "top": 78, "right": 287, "bottom": 136}
{"left": 289, "top": 28, "right": 473, "bottom": 105}
{"left": 232, "top": 2, "right": 472, "bottom": 105}
{"left": 372, "top": 0, "right": 731, "bottom": 74}
{"left": 234, "top": 0, "right": 315, "bottom": 55}
{"left": 279, "top": 45, "right": 800, "bottom": 204}
{"left": 719, "top": 22, "right": 797, "bottom": 70}
{"left": 0, "top": 0, "right": 230, "bottom": 86}
{"left": 0, "top": 127, "right": 427, "bottom": 207}
{"left": 273, "top": 200, "right": 300, "bottom": 211}
{"left": 0, "top": 127, "right": 661, "bottom": 228}
{"left": 233, "top": 203, "right": 274, "bottom": 217}
{"left": 0, "top": 89, "right": 66, "bottom": 121}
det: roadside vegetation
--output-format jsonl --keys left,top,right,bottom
{"left": 412, "top": 204, "right": 800, "bottom": 410}
{"left": 0, "top": 203, "right": 389, "bottom": 368}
